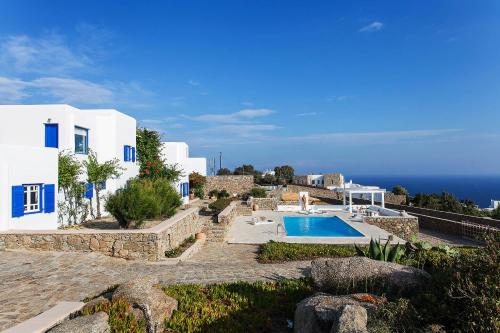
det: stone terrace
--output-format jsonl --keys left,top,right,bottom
{"left": 0, "top": 244, "right": 310, "bottom": 331}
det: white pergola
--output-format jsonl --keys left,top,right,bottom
{"left": 342, "top": 188, "right": 386, "bottom": 213}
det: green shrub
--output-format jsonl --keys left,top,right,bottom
{"left": 208, "top": 198, "right": 232, "bottom": 215}
{"left": 193, "top": 187, "right": 204, "bottom": 199}
{"left": 208, "top": 189, "right": 219, "bottom": 198}
{"left": 258, "top": 241, "right": 360, "bottom": 263}
{"left": 217, "top": 189, "right": 230, "bottom": 199}
{"left": 250, "top": 187, "right": 267, "bottom": 198}
{"left": 105, "top": 178, "right": 182, "bottom": 228}
{"left": 445, "top": 235, "right": 499, "bottom": 332}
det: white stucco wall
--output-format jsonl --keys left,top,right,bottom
{"left": 161, "top": 142, "right": 206, "bottom": 204}
{"left": 0, "top": 104, "right": 139, "bottom": 228}
{"left": 0, "top": 145, "right": 58, "bottom": 231}
{"left": 185, "top": 158, "right": 207, "bottom": 176}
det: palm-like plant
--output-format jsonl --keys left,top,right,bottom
{"left": 355, "top": 238, "right": 404, "bottom": 263}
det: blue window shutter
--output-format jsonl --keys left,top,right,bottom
{"left": 179, "top": 183, "right": 183, "bottom": 196}
{"left": 85, "top": 183, "right": 94, "bottom": 199}
{"left": 124, "top": 145, "right": 129, "bottom": 161}
{"left": 44, "top": 184, "right": 55, "bottom": 213}
{"left": 186, "top": 183, "right": 190, "bottom": 196}
{"left": 131, "top": 147, "right": 136, "bottom": 162}
{"left": 11, "top": 185, "right": 24, "bottom": 217}
{"left": 44, "top": 124, "right": 59, "bottom": 148}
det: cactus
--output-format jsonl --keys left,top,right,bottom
{"left": 355, "top": 238, "right": 404, "bottom": 263}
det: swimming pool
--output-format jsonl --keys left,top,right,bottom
{"left": 283, "top": 216, "right": 364, "bottom": 237}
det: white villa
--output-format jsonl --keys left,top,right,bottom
{"left": 0, "top": 104, "right": 139, "bottom": 231}
{"left": 161, "top": 142, "right": 207, "bottom": 204}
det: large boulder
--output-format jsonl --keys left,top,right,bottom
{"left": 294, "top": 292, "right": 378, "bottom": 333}
{"left": 112, "top": 277, "right": 177, "bottom": 333}
{"left": 49, "top": 312, "right": 109, "bottom": 333}
{"left": 311, "top": 257, "right": 430, "bottom": 297}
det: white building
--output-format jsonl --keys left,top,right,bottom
{"left": 0, "top": 104, "right": 139, "bottom": 231}
{"left": 161, "top": 142, "right": 206, "bottom": 204}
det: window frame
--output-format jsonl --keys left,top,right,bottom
{"left": 74, "top": 126, "right": 89, "bottom": 155}
{"left": 23, "top": 184, "right": 42, "bottom": 214}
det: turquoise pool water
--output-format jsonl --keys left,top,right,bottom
{"left": 283, "top": 216, "right": 364, "bottom": 237}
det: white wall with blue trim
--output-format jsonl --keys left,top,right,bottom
{"left": 0, "top": 104, "right": 139, "bottom": 230}
{"left": 161, "top": 142, "right": 207, "bottom": 204}
{"left": 0, "top": 145, "right": 58, "bottom": 231}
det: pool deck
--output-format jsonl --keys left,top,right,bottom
{"left": 227, "top": 210, "right": 405, "bottom": 244}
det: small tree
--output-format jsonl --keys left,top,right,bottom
{"left": 217, "top": 168, "right": 232, "bottom": 175}
{"left": 83, "top": 150, "right": 123, "bottom": 219}
{"left": 136, "top": 128, "right": 166, "bottom": 179}
{"left": 491, "top": 206, "right": 500, "bottom": 220}
{"left": 58, "top": 151, "right": 88, "bottom": 226}
{"left": 392, "top": 185, "right": 410, "bottom": 205}
{"left": 274, "top": 165, "right": 294, "bottom": 184}
{"left": 164, "top": 163, "right": 184, "bottom": 183}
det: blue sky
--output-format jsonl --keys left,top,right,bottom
{"left": 0, "top": 1, "right": 499, "bottom": 175}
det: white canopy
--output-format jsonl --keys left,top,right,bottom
{"left": 340, "top": 187, "right": 387, "bottom": 213}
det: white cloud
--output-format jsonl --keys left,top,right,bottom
{"left": 188, "top": 79, "right": 200, "bottom": 87}
{"left": 359, "top": 21, "right": 384, "bottom": 33}
{"left": 31, "top": 77, "right": 113, "bottom": 104}
{"left": 282, "top": 129, "right": 462, "bottom": 144}
{"left": 185, "top": 108, "right": 275, "bottom": 123}
{"left": 296, "top": 112, "right": 318, "bottom": 117}
{"left": 170, "top": 96, "right": 185, "bottom": 107}
{"left": 0, "top": 77, "right": 29, "bottom": 102}
{"left": 0, "top": 34, "right": 88, "bottom": 75}
{"left": 0, "top": 29, "right": 152, "bottom": 108}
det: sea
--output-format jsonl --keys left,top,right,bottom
{"left": 346, "top": 175, "right": 500, "bottom": 209}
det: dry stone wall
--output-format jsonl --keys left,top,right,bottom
{"left": 363, "top": 216, "right": 419, "bottom": 241}
{"left": 0, "top": 207, "right": 203, "bottom": 261}
{"left": 204, "top": 175, "right": 254, "bottom": 197}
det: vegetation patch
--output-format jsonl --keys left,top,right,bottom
{"left": 250, "top": 187, "right": 267, "bottom": 198}
{"left": 163, "top": 278, "right": 313, "bottom": 333}
{"left": 258, "top": 241, "right": 361, "bottom": 263}
{"left": 208, "top": 198, "right": 233, "bottom": 215}
{"left": 80, "top": 298, "right": 147, "bottom": 333}
{"left": 165, "top": 235, "right": 196, "bottom": 258}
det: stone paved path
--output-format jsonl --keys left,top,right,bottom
{"left": 0, "top": 244, "right": 310, "bottom": 331}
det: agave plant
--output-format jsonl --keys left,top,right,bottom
{"left": 355, "top": 238, "right": 404, "bottom": 263}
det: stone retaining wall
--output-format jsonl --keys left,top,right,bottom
{"left": 251, "top": 198, "right": 279, "bottom": 210}
{"left": 0, "top": 207, "right": 203, "bottom": 261}
{"left": 218, "top": 201, "right": 241, "bottom": 226}
{"left": 363, "top": 216, "right": 419, "bottom": 241}
{"left": 204, "top": 175, "right": 254, "bottom": 197}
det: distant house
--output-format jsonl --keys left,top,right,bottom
{"left": 292, "top": 173, "right": 344, "bottom": 188}
{"left": 0, "top": 104, "right": 139, "bottom": 231}
{"left": 161, "top": 142, "right": 206, "bottom": 204}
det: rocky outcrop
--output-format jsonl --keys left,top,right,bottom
{"left": 294, "top": 293, "right": 379, "bottom": 333}
{"left": 312, "top": 257, "right": 430, "bottom": 297}
{"left": 112, "top": 277, "right": 177, "bottom": 333}
{"left": 49, "top": 312, "right": 109, "bottom": 333}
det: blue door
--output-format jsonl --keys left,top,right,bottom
{"left": 45, "top": 124, "right": 59, "bottom": 148}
